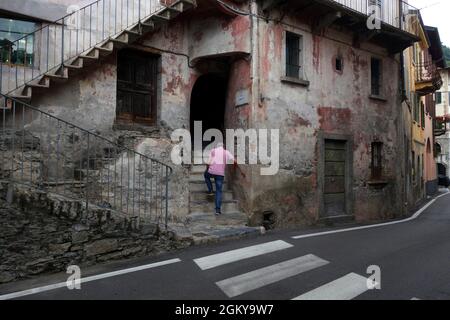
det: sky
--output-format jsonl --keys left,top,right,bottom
{"left": 409, "top": 0, "right": 450, "bottom": 46}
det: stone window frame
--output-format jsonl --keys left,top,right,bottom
{"left": 280, "top": 29, "right": 310, "bottom": 87}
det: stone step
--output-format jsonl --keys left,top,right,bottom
{"left": 190, "top": 165, "right": 207, "bottom": 174}
{"left": 190, "top": 190, "right": 234, "bottom": 202}
{"left": 191, "top": 226, "right": 263, "bottom": 246}
{"left": 189, "top": 181, "right": 229, "bottom": 192}
{"left": 190, "top": 200, "right": 239, "bottom": 213}
{"left": 187, "top": 211, "right": 248, "bottom": 226}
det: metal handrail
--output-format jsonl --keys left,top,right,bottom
{"left": 0, "top": 0, "right": 165, "bottom": 94}
{"left": 0, "top": 94, "right": 173, "bottom": 228}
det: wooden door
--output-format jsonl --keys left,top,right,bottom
{"left": 323, "top": 140, "right": 347, "bottom": 217}
{"left": 116, "top": 49, "right": 157, "bottom": 125}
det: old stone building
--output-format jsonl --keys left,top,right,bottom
{"left": 1, "top": 0, "right": 425, "bottom": 226}
{"left": 1, "top": 0, "right": 445, "bottom": 282}
{"left": 402, "top": 18, "right": 446, "bottom": 206}
{"left": 435, "top": 67, "right": 450, "bottom": 175}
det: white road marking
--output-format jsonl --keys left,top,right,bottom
{"left": 0, "top": 258, "right": 181, "bottom": 300}
{"left": 216, "top": 254, "right": 329, "bottom": 298}
{"left": 292, "top": 191, "right": 450, "bottom": 240}
{"left": 194, "top": 240, "right": 293, "bottom": 270}
{"left": 292, "top": 273, "right": 369, "bottom": 300}
{"left": 411, "top": 297, "right": 421, "bottom": 300}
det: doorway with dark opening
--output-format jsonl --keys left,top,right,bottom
{"left": 190, "top": 73, "right": 228, "bottom": 150}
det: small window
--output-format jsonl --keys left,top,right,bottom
{"left": 371, "top": 58, "right": 382, "bottom": 96}
{"left": 436, "top": 92, "right": 442, "bottom": 104}
{"left": 371, "top": 142, "right": 383, "bottom": 179}
{"left": 286, "top": 32, "right": 302, "bottom": 79}
{"left": 420, "top": 101, "right": 425, "bottom": 128}
{"left": 413, "top": 93, "right": 420, "bottom": 123}
{"left": 335, "top": 56, "right": 343, "bottom": 72}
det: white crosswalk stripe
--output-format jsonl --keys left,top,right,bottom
{"left": 194, "top": 240, "right": 294, "bottom": 270}
{"left": 292, "top": 273, "right": 369, "bottom": 300}
{"left": 216, "top": 254, "right": 329, "bottom": 298}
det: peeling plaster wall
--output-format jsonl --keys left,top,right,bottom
{"left": 250, "top": 15, "right": 405, "bottom": 226}
{"left": 22, "top": 10, "right": 252, "bottom": 221}
{"left": 188, "top": 13, "right": 251, "bottom": 61}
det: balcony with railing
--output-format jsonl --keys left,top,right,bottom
{"left": 331, "top": 0, "right": 419, "bottom": 33}
{"left": 263, "top": 0, "right": 420, "bottom": 53}
{"left": 416, "top": 61, "right": 443, "bottom": 95}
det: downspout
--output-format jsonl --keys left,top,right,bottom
{"left": 399, "top": 0, "right": 408, "bottom": 214}
{"left": 249, "top": 0, "right": 260, "bottom": 214}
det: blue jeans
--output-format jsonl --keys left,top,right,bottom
{"left": 204, "top": 171, "right": 224, "bottom": 212}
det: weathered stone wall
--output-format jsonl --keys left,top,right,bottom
{"left": 0, "top": 182, "right": 191, "bottom": 284}
{"left": 247, "top": 10, "right": 406, "bottom": 226}
{"left": 19, "top": 5, "right": 253, "bottom": 222}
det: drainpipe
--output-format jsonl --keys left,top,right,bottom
{"left": 398, "top": 0, "right": 407, "bottom": 215}
{"left": 249, "top": 0, "right": 260, "bottom": 215}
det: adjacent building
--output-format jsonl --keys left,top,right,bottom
{"left": 435, "top": 67, "right": 450, "bottom": 174}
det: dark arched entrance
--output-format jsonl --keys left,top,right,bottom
{"left": 190, "top": 73, "right": 228, "bottom": 149}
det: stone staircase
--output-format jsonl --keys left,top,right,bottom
{"left": 184, "top": 164, "right": 264, "bottom": 245}
{"left": 5, "top": 0, "right": 196, "bottom": 101}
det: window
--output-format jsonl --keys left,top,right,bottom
{"left": 436, "top": 92, "right": 442, "bottom": 104}
{"left": 413, "top": 93, "right": 420, "bottom": 123}
{"left": 0, "top": 18, "right": 36, "bottom": 66}
{"left": 420, "top": 101, "right": 425, "bottom": 128}
{"left": 412, "top": 151, "right": 416, "bottom": 182}
{"left": 371, "top": 58, "right": 382, "bottom": 96}
{"left": 371, "top": 142, "right": 383, "bottom": 179}
{"left": 335, "top": 56, "right": 343, "bottom": 72}
{"left": 286, "top": 32, "right": 302, "bottom": 79}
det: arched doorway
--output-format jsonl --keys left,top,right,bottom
{"left": 190, "top": 73, "right": 228, "bottom": 149}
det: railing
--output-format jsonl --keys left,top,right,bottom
{"left": 0, "top": 0, "right": 164, "bottom": 95}
{"left": 330, "top": 0, "right": 420, "bottom": 34}
{"left": 416, "top": 61, "right": 443, "bottom": 89}
{"left": 0, "top": 94, "right": 173, "bottom": 227}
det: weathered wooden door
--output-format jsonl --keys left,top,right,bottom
{"left": 116, "top": 49, "right": 157, "bottom": 125}
{"left": 323, "top": 140, "right": 347, "bottom": 217}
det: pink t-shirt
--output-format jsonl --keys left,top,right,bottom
{"left": 207, "top": 147, "right": 235, "bottom": 176}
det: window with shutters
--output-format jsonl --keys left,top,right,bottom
{"left": 420, "top": 101, "right": 425, "bottom": 128}
{"left": 116, "top": 49, "right": 158, "bottom": 126}
{"left": 413, "top": 93, "right": 420, "bottom": 123}
{"left": 285, "top": 32, "right": 303, "bottom": 79}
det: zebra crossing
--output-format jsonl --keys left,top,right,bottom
{"left": 193, "top": 240, "right": 373, "bottom": 300}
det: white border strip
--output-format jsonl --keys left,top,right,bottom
{"left": 292, "top": 191, "right": 450, "bottom": 240}
{"left": 0, "top": 258, "right": 181, "bottom": 300}
{"left": 194, "top": 240, "right": 293, "bottom": 270}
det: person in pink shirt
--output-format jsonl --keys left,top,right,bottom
{"left": 204, "top": 142, "right": 235, "bottom": 215}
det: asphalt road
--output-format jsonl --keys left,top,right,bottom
{"left": 1, "top": 192, "right": 450, "bottom": 300}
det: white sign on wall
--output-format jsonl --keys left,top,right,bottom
{"left": 235, "top": 89, "right": 249, "bottom": 107}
